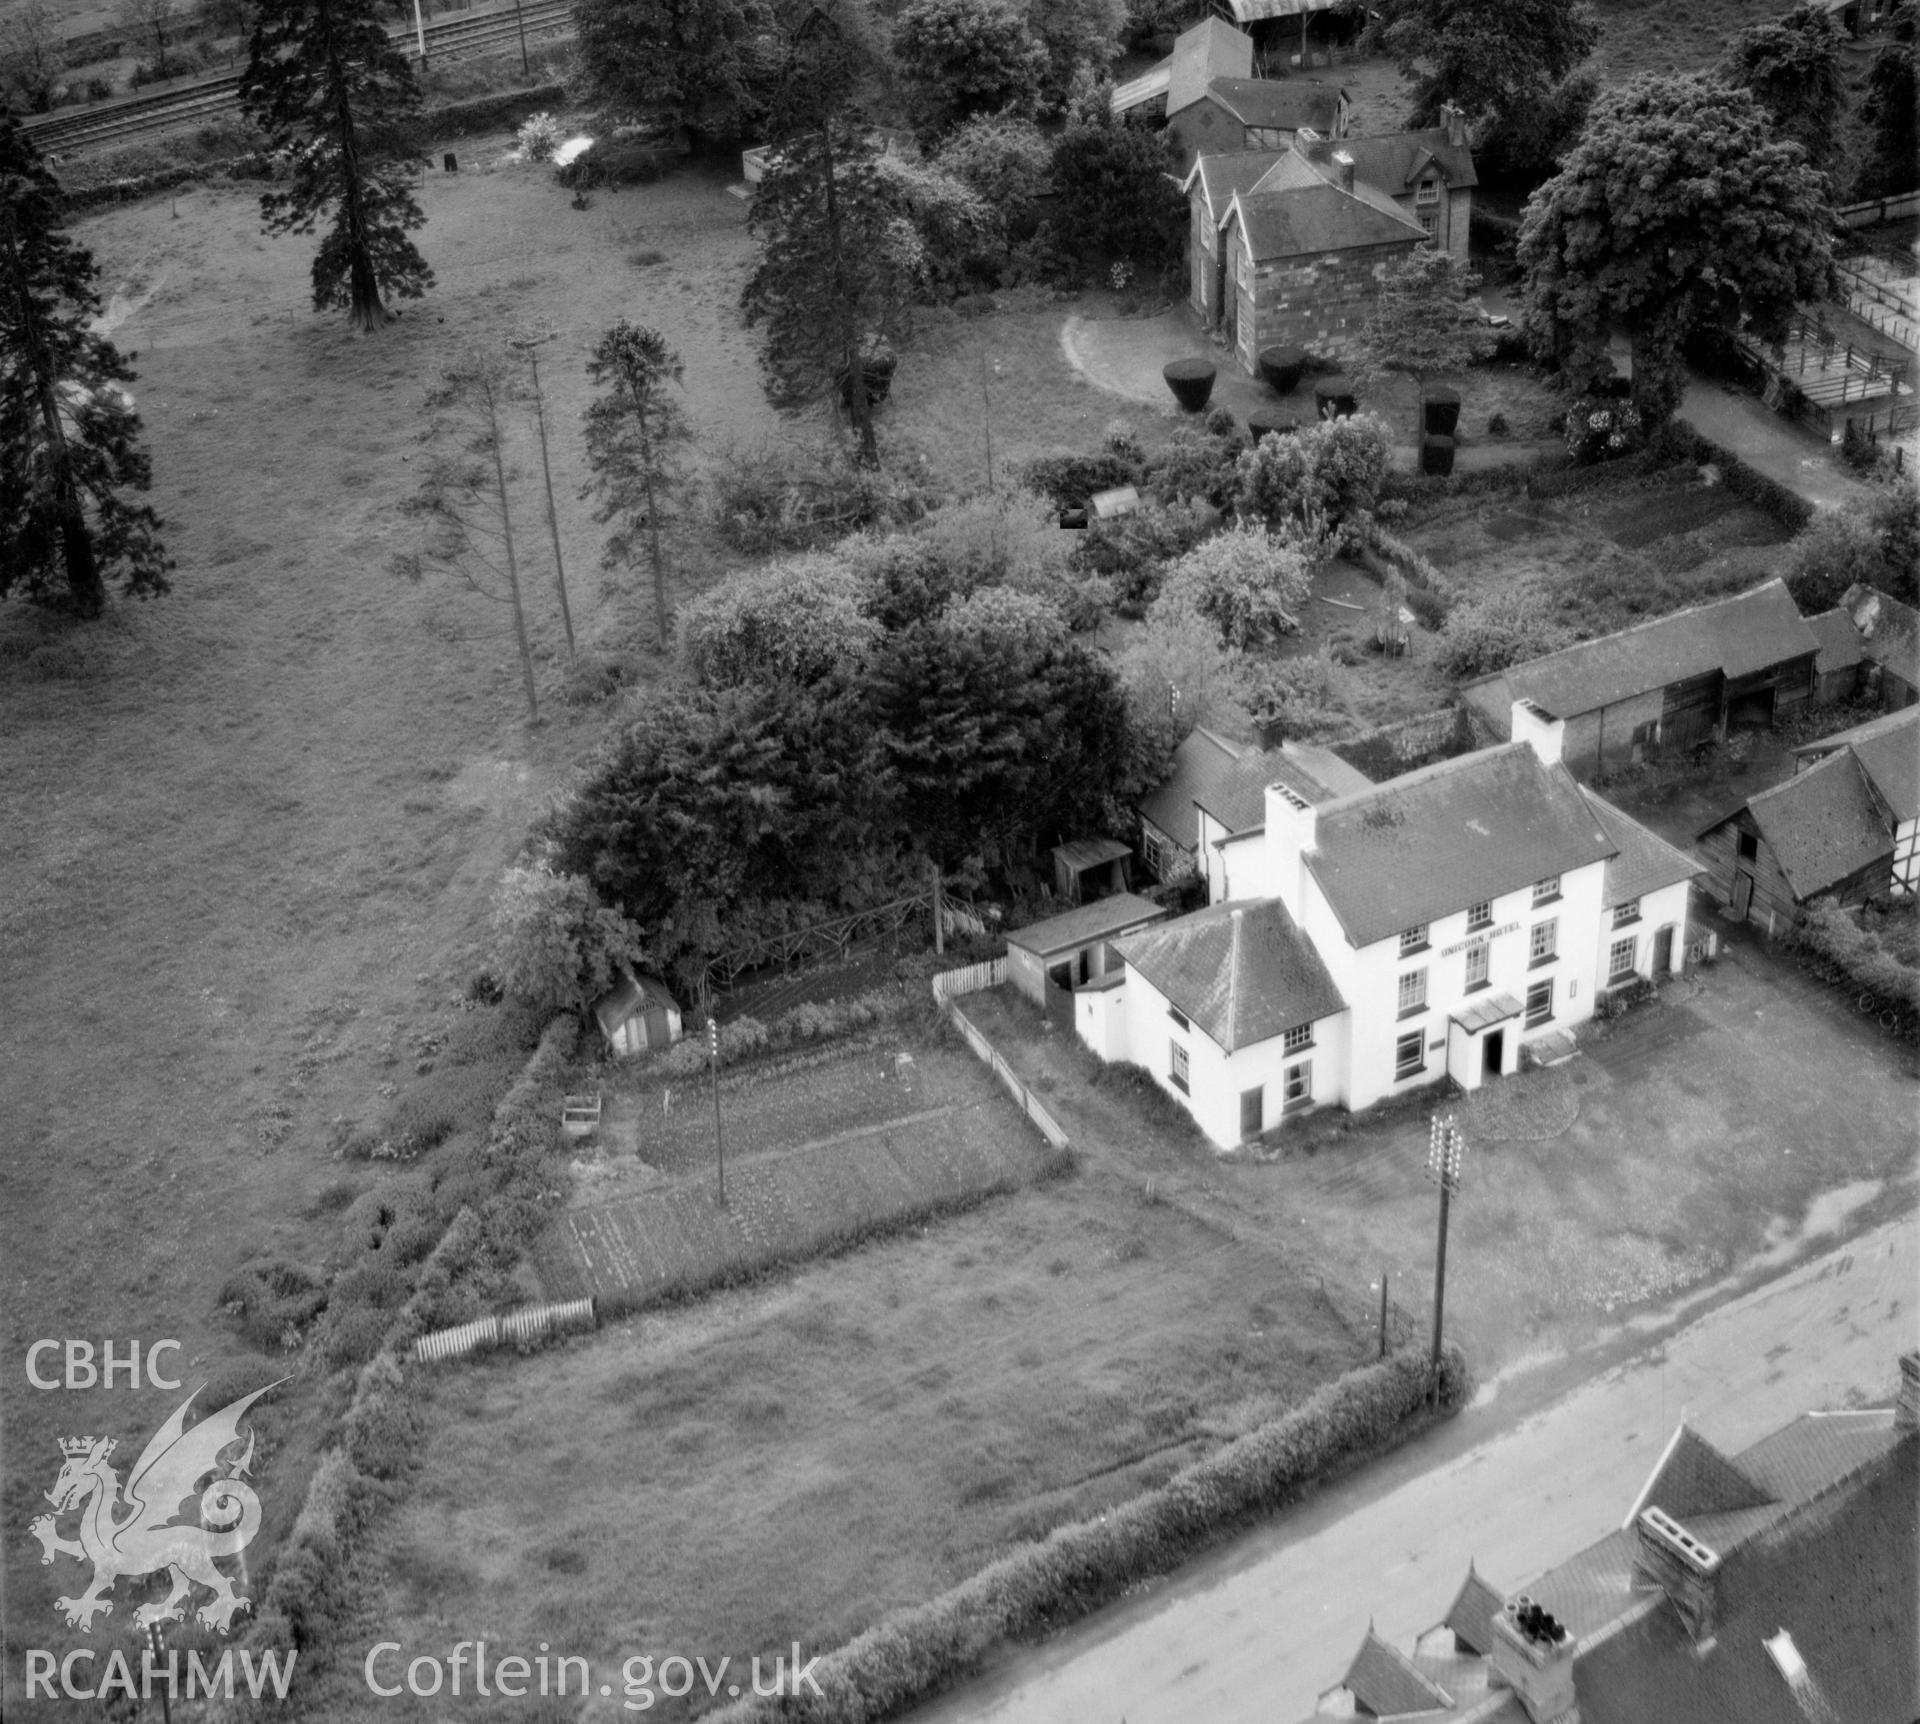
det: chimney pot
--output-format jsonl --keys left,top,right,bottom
{"left": 1332, "top": 149, "right": 1355, "bottom": 193}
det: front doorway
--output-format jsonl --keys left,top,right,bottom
{"left": 1653, "top": 924, "right": 1674, "bottom": 976}
{"left": 1730, "top": 871, "right": 1754, "bottom": 921}
{"left": 1240, "top": 1086, "right": 1264, "bottom": 1140}
{"left": 1482, "top": 1028, "right": 1505, "bottom": 1082}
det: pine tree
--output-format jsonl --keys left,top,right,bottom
{"left": 0, "top": 116, "right": 171, "bottom": 617}
{"left": 239, "top": 0, "right": 432, "bottom": 332}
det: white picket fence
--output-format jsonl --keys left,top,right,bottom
{"left": 929, "top": 956, "right": 1006, "bottom": 1006}
{"left": 411, "top": 1296, "right": 597, "bottom": 1364}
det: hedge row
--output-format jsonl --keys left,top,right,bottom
{"left": 1644, "top": 421, "right": 1816, "bottom": 532}
{"left": 62, "top": 83, "right": 567, "bottom": 211}
{"left": 707, "top": 1346, "right": 1471, "bottom": 1724}
{"left": 1793, "top": 900, "right": 1920, "bottom": 1017}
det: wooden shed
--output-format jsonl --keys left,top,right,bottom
{"left": 592, "top": 968, "right": 684, "bottom": 1056}
{"left": 1052, "top": 837, "right": 1133, "bottom": 905}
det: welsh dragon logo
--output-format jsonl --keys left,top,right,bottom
{"left": 29, "top": 1381, "right": 283, "bottom": 1634}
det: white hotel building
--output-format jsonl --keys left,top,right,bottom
{"left": 1076, "top": 703, "right": 1700, "bottom": 1149}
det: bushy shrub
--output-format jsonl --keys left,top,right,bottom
{"left": 516, "top": 110, "right": 563, "bottom": 159}
{"left": 1235, "top": 412, "right": 1390, "bottom": 533}
{"left": 1794, "top": 900, "right": 1920, "bottom": 1020}
{"left": 710, "top": 440, "right": 916, "bottom": 556}
{"left": 1565, "top": 396, "right": 1646, "bottom": 463}
{"left": 1145, "top": 425, "right": 1245, "bottom": 508}
{"left": 680, "top": 552, "right": 884, "bottom": 688}
{"left": 1150, "top": 521, "right": 1313, "bottom": 650}
{"left": 1073, "top": 498, "right": 1211, "bottom": 613}
{"left": 1019, "top": 450, "right": 1140, "bottom": 510}
{"left": 1437, "top": 589, "right": 1573, "bottom": 678}
{"left": 1048, "top": 120, "right": 1185, "bottom": 279}
{"left": 219, "top": 1259, "right": 328, "bottom": 1353}
{"left": 344, "top": 1354, "right": 421, "bottom": 1482}
{"left": 488, "top": 864, "right": 643, "bottom": 1019}
{"left": 934, "top": 113, "right": 1052, "bottom": 230}
{"left": 894, "top": 0, "right": 1048, "bottom": 133}
{"left": 872, "top": 152, "right": 1004, "bottom": 295}
{"left": 1248, "top": 651, "right": 1349, "bottom": 742}
{"left": 1784, "top": 488, "right": 1919, "bottom": 611}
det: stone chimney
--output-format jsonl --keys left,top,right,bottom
{"left": 1331, "top": 150, "right": 1355, "bottom": 193}
{"left": 1489, "top": 1596, "right": 1576, "bottom": 1723}
{"left": 1262, "top": 780, "right": 1318, "bottom": 916}
{"left": 1633, "top": 1506, "right": 1721, "bottom": 1642}
{"left": 1898, "top": 1351, "right": 1920, "bottom": 1428}
{"left": 1510, "top": 698, "right": 1564, "bottom": 767}
{"left": 1293, "top": 125, "right": 1331, "bottom": 165}
{"left": 1441, "top": 100, "right": 1467, "bottom": 148}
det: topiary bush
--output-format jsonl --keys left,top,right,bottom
{"left": 1163, "top": 357, "right": 1217, "bottom": 412}
{"left": 1259, "top": 345, "right": 1310, "bottom": 395}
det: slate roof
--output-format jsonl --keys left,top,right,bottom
{"left": 1491, "top": 581, "right": 1818, "bottom": 720}
{"left": 1139, "top": 727, "right": 1245, "bottom": 850}
{"left": 1199, "top": 743, "right": 1354, "bottom": 834}
{"left": 1330, "top": 127, "right": 1479, "bottom": 193}
{"left": 1007, "top": 892, "right": 1168, "bottom": 959}
{"left": 1282, "top": 741, "right": 1375, "bottom": 798}
{"left": 1341, "top": 1628, "right": 1453, "bottom": 1716}
{"left": 1805, "top": 606, "right": 1866, "bottom": 674}
{"left": 1305, "top": 743, "right": 1617, "bottom": 948}
{"left": 1168, "top": 15, "right": 1253, "bottom": 113}
{"left": 1183, "top": 149, "right": 1286, "bottom": 222}
{"left": 1629, "top": 1424, "right": 1773, "bottom": 1523}
{"left": 1741, "top": 749, "right": 1893, "bottom": 899}
{"left": 1053, "top": 836, "right": 1132, "bottom": 873}
{"left": 1580, "top": 789, "right": 1703, "bottom": 907}
{"left": 1204, "top": 75, "right": 1345, "bottom": 134}
{"left": 1851, "top": 718, "right": 1920, "bottom": 823}
{"left": 1440, "top": 1564, "right": 1505, "bottom": 1656}
{"left": 1226, "top": 179, "right": 1427, "bottom": 260}
{"left": 593, "top": 969, "right": 680, "bottom": 1039}
{"left": 1844, "top": 582, "right": 1920, "bottom": 684}
{"left": 1115, "top": 896, "right": 1346, "bottom": 1051}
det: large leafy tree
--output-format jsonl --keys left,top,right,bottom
{"left": 893, "top": 0, "right": 1048, "bottom": 135}
{"left": 1854, "top": 39, "right": 1918, "bottom": 199}
{"left": 240, "top": 0, "right": 432, "bottom": 332}
{"left": 1351, "top": 249, "right": 1497, "bottom": 445}
{"left": 0, "top": 5, "right": 67, "bottom": 113}
{"left": 573, "top": 0, "right": 775, "bottom": 145}
{"left": 1048, "top": 113, "right": 1185, "bottom": 275}
{"left": 1721, "top": 3, "right": 1847, "bottom": 176}
{"left": 0, "top": 117, "right": 171, "bottom": 617}
{"left": 1517, "top": 75, "right": 1833, "bottom": 425}
{"left": 1374, "top": 0, "right": 1598, "bottom": 131}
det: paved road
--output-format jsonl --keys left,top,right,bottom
{"left": 910, "top": 1209, "right": 1918, "bottom": 1724}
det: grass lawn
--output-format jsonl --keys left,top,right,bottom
{"left": 360, "top": 1160, "right": 1366, "bottom": 1722}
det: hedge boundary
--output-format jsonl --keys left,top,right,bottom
{"left": 62, "top": 83, "right": 568, "bottom": 210}
{"left": 705, "top": 1345, "right": 1471, "bottom": 1724}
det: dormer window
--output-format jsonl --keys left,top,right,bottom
{"left": 1415, "top": 177, "right": 1439, "bottom": 205}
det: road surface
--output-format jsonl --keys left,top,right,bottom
{"left": 911, "top": 1207, "right": 1918, "bottom": 1724}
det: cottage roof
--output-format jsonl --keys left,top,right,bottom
{"left": 1341, "top": 1628, "right": 1453, "bottom": 1716}
{"left": 1328, "top": 127, "right": 1479, "bottom": 193}
{"left": 1843, "top": 582, "right": 1920, "bottom": 684}
{"left": 1224, "top": 178, "right": 1426, "bottom": 261}
{"left": 1203, "top": 75, "right": 1344, "bottom": 134}
{"left": 1738, "top": 748, "right": 1893, "bottom": 899}
{"left": 1007, "top": 892, "right": 1169, "bottom": 959}
{"left": 1168, "top": 16, "right": 1254, "bottom": 112}
{"left": 1115, "top": 896, "right": 1346, "bottom": 1051}
{"left": 1140, "top": 727, "right": 1246, "bottom": 850}
{"left": 1581, "top": 789, "right": 1702, "bottom": 906}
{"left": 1850, "top": 716, "right": 1920, "bottom": 823}
{"left": 1440, "top": 1563, "right": 1505, "bottom": 1656}
{"left": 592, "top": 969, "right": 680, "bottom": 1039}
{"left": 1306, "top": 743, "right": 1616, "bottom": 947}
{"left": 1629, "top": 1424, "right": 1773, "bottom": 1523}
{"left": 1487, "top": 581, "right": 1818, "bottom": 720}
{"left": 1183, "top": 149, "right": 1286, "bottom": 222}
{"left": 1282, "top": 741, "right": 1375, "bottom": 797}
{"left": 1804, "top": 606, "right": 1867, "bottom": 674}
{"left": 1199, "top": 742, "right": 1354, "bottom": 834}
{"left": 1053, "top": 836, "right": 1132, "bottom": 874}
{"left": 1791, "top": 698, "right": 1920, "bottom": 761}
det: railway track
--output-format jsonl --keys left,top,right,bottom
{"left": 24, "top": 0, "right": 574, "bottom": 157}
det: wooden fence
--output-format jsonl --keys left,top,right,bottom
{"left": 1838, "top": 192, "right": 1920, "bottom": 229}
{"left": 936, "top": 985, "right": 1070, "bottom": 1154}
{"left": 411, "top": 1296, "right": 596, "bottom": 1364}
{"left": 930, "top": 957, "right": 1007, "bottom": 1005}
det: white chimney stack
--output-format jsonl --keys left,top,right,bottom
{"left": 1262, "top": 781, "right": 1318, "bottom": 915}
{"left": 1332, "top": 149, "right": 1355, "bottom": 194}
{"left": 1489, "top": 1597, "right": 1576, "bottom": 1722}
{"left": 1511, "top": 698, "right": 1565, "bottom": 767}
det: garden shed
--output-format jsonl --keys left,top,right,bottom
{"left": 1051, "top": 837, "right": 1134, "bottom": 905}
{"left": 592, "top": 968, "right": 684, "bottom": 1056}
{"left": 1006, "top": 893, "right": 1170, "bottom": 1007}
{"left": 1462, "top": 581, "right": 1820, "bottom": 778}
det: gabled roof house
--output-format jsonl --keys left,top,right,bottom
{"left": 1304, "top": 1353, "right": 1920, "bottom": 1724}
{"left": 1085, "top": 700, "right": 1700, "bottom": 1148}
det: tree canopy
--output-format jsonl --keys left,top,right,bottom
{"left": 1721, "top": 3, "right": 1847, "bottom": 176}
{"left": 572, "top": 0, "right": 775, "bottom": 144}
{"left": 1854, "top": 38, "right": 1917, "bottom": 199}
{"left": 1517, "top": 75, "right": 1833, "bottom": 423}
{"left": 1048, "top": 115, "right": 1185, "bottom": 274}
{"left": 240, "top": 0, "right": 432, "bottom": 331}
{"left": 1, "top": 116, "right": 171, "bottom": 616}
{"left": 1351, "top": 249, "right": 1496, "bottom": 443}
{"left": 893, "top": 0, "right": 1047, "bottom": 135}
{"left": 1374, "top": 0, "right": 1598, "bottom": 130}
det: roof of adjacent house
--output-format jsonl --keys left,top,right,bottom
{"left": 592, "top": 969, "right": 680, "bottom": 1038}
{"left": 1439, "top": 1563, "right": 1504, "bottom": 1656}
{"left": 1329, "top": 126, "right": 1479, "bottom": 193}
{"left": 1732, "top": 748, "right": 1894, "bottom": 899}
{"left": 1305, "top": 743, "right": 1616, "bottom": 947}
{"left": 1805, "top": 606, "right": 1867, "bottom": 673}
{"left": 1199, "top": 741, "right": 1361, "bottom": 834}
{"left": 1139, "top": 728, "right": 1247, "bottom": 851}
{"left": 1790, "top": 704, "right": 1920, "bottom": 824}
{"left": 1843, "top": 582, "right": 1920, "bottom": 684}
{"left": 1339, "top": 1628, "right": 1453, "bottom": 1716}
{"left": 1203, "top": 75, "right": 1345, "bottom": 133}
{"left": 1183, "top": 148, "right": 1287, "bottom": 221}
{"left": 1007, "top": 892, "right": 1169, "bottom": 959}
{"left": 1479, "top": 581, "right": 1819, "bottom": 721}
{"left": 1115, "top": 896, "right": 1347, "bottom": 1051}
{"left": 1168, "top": 15, "right": 1253, "bottom": 112}
{"left": 1302, "top": 1373, "right": 1920, "bottom": 1724}
{"left": 1581, "top": 789, "right": 1703, "bottom": 906}
{"left": 1225, "top": 176, "right": 1427, "bottom": 261}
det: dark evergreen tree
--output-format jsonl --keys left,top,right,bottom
{"left": 572, "top": 0, "right": 776, "bottom": 146}
{"left": 1854, "top": 40, "right": 1918, "bottom": 199}
{"left": 1721, "top": 3, "right": 1847, "bottom": 176}
{"left": 240, "top": 0, "right": 432, "bottom": 332}
{"left": 1373, "top": 0, "right": 1598, "bottom": 132}
{"left": 0, "top": 116, "right": 170, "bottom": 617}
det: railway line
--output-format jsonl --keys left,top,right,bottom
{"left": 23, "top": 0, "right": 574, "bottom": 157}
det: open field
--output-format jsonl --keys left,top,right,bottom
{"left": 357, "top": 1164, "right": 1369, "bottom": 1723}
{"left": 534, "top": 1043, "right": 1070, "bottom": 1307}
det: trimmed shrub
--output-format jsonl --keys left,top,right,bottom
{"left": 1163, "top": 358, "right": 1217, "bottom": 412}
{"left": 702, "top": 1347, "right": 1469, "bottom": 1724}
{"left": 343, "top": 1354, "right": 421, "bottom": 1482}
{"left": 1246, "top": 408, "right": 1297, "bottom": 443}
{"left": 1422, "top": 434, "right": 1456, "bottom": 476}
{"left": 1423, "top": 388, "right": 1461, "bottom": 435}
{"left": 1204, "top": 405, "right": 1236, "bottom": 437}
{"left": 1258, "top": 345, "right": 1309, "bottom": 395}
{"left": 1313, "top": 375, "right": 1357, "bottom": 419}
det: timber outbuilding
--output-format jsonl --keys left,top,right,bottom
{"left": 1462, "top": 582, "right": 1820, "bottom": 779}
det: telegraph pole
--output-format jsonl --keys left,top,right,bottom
{"left": 708, "top": 1016, "right": 726, "bottom": 1205}
{"left": 1426, "top": 1114, "right": 1465, "bottom": 1405}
